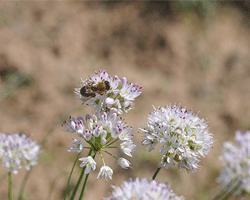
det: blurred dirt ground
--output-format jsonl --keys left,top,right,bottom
{"left": 0, "top": 1, "right": 250, "bottom": 200}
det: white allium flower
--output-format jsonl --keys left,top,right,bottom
{"left": 103, "top": 177, "right": 185, "bottom": 200}
{"left": 97, "top": 166, "right": 113, "bottom": 180}
{"left": 140, "top": 103, "right": 214, "bottom": 173}
{"left": 63, "top": 112, "right": 135, "bottom": 178}
{"left": 118, "top": 158, "right": 131, "bottom": 169}
{"left": 75, "top": 70, "right": 142, "bottom": 114}
{"left": 79, "top": 156, "right": 97, "bottom": 174}
{"left": 0, "top": 133, "right": 41, "bottom": 174}
{"left": 120, "top": 140, "right": 136, "bottom": 157}
{"left": 68, "top": 138, "right": 84, "bottom": 153}
{"left": 217, "top": 130, "right": 250, "bottom": 196}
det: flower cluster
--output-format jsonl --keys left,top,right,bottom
{"left": 64, "top": 70, "right": 140, "bottom": 181}
{"left": 63, "top": 112, "right": 136, "bottom": 180}
{"left": 140, "top": 104, "right": 214, "bottom": 173}
{"left": 0, "top": 133, "right": 41, "bottom": 174}
{"left": 75, "top": 70, "right": 142, "bottom": 114}
{"left": 217, "top": 130, "right": 250, "bottom": 196}
{"left": 104, "top": 177, "right": 185, "bottom": 200}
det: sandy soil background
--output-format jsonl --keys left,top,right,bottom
{"left": 0, "top": 1, "right": 250, "bottom": 200}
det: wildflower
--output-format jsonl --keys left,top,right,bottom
{"left": 62, "top": 116, "right": 85, "bottom": 136}
{"left": 217, "top": 130, "right": 250, "bottom": 196}
{"left": 120, "top": 140, "right": 136, "bottom": 157}
{"left": 140, "top": 103, "right": 214, "bottom": 173}
{"left": 79, "top": 156, "right": 97, "bottom": 174}
{"left": 0, "top": 133, "right": 41, "bottom": 174}
{"left": 118, "top": 158, "right": 131, "bottom": 169}
{"left": 97, "top": 166, "right": 113, "bottom": 180}
{"left": 75, "top": 70, "right": 142, "bottom": 114}
{"left": 63, "top": 112, "right": 135, "bottom": 178}
{"left": 68, "top": 138, "right": 84, "bottom": 153}
{"left": 103, "top": 177, "right": 185, "bottom": 200}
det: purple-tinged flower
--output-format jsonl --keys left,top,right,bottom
{"left": 62, "top": 116, "right": 85, "bottom": 136}
{"left": 68, "top": 138, "right": 84, "bottom": 153}
{"left": 75, "top": 70, "right": 142, "bottom": 114}
{"left": 217, "top": 130, "right": 250, "bottom": 195}
{"left": 63, "top": 112, "right": 135, "bottom": 178}
{"left": 140, "top": 103, "right": 214, "bottom": 173}
{"left": 0, "top": 133, "right": 41, "bottom": 174}
{"left": 103, "top": 177, "right": 185, "bottom": 200}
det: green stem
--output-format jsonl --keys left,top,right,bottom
{"left": 64, "top": 153, "right": 81, "bottom": 200}
{"left": 106, "top": 146, "right": 120, "bottom": 149}
{"left": 212, "top": 179, "right": 238, "bottom": 200}
{"left": 18, "top": 169, "right": 31, "bottom": 200}
{"left": 221, "top": 181, "right": 241, "bottom": 200}
{"left": 47, "top": 172, "right": 67, "bottom": 200}
{"left": 18, "top": 105, "right": 85, "bottom": 200}
{"left": 99, "top": 151, "right": 106, "bottom": 166}
{"left": 79, "top": 153, "right": 96, "bottom": 200}
{"left": 8, "top": 172, "right": 12, "bottom": 200}
{"left": 70, "top": 149, "right": 92, "bottom": 200}
{"left": 102, "top": 150, "right": 117, "bottom": 160}
{"left": 105, "top": 138, "right": 119, "bottom": 147}
{"left": 151, "top": 167, "right": 162, "bottom": 181}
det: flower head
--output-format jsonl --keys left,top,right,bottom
{"left": 0, "top": 133, "right": 41, "bottom": 174}
{"left": 104, "top": 177, "right": 185, "bottom": 200}
{"left": 75, "top": 70, "right": 142, "bottom": 114}
{"left": 217, "top": 130, "right": 250, "bottom": 196}
{"left": 63, "top": 112, "right": 135, "bottom": 178}
{"left": 140, "top": 103, "right": 214, "bottom": 173}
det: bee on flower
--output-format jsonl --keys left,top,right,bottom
{"left": 75, "top": 70, "right": 142, "bottom": 114}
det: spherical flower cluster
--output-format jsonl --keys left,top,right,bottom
{"left": 103, "top": 177, "right": 185, "bottom": 200}
{"left": 75, "top": 70, "right": 142, "bottom": 114}
{"left": 63, "top": 112, "right": 136, "bottom": 180}
{"left": 140, "top": 103, "right": 214, "bottom": 173}
{"left": 0, "top": 133, "right": 41, "bottom": 174}
{"left": 217, "top": 130, "right": 250, "bottom": 196}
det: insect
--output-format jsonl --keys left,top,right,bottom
{"left": 80, "top": 80, "right": 111, "bottom": 98}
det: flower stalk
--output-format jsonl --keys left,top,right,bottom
{"left": 151, "top": 166, "right": 162, "bottom": 181}
{"left": 64, "top": 153, "right": 81, "bottom": 200}
{"left": 8, "top": 172, "right": 12, "bottom": 200}
{"left": 70, "top": 149, "right": 93, "bottom": 200}
{"left": 63, "top": 70, "right": 141, "bottom": 197}
{"left": 79, "top": 153, "right": 96, "bottom": 200}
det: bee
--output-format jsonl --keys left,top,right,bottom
{"left": 80, "top": 80, "right": 111, "bottom": 98}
